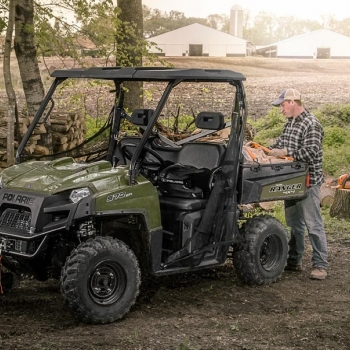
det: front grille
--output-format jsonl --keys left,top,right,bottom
{"left": 0, "top": 208, "right": 31, "bottom": 233}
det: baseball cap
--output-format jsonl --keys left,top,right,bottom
{"left": 272, "top": 89, "right": 301, "bottom": 106}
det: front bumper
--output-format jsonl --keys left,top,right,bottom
{"left": 0, "top": 189, "right": 92, "bottom": 258}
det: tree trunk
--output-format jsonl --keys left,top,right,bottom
{"left": 14, "top": 0, "right": 45, "bottom": 116}
{"left": 3, "top": 0, "right": 17, "bottom": 167}
{"left": 116, "top": 0, "right": 143, "bottom": 111}
{"left": 14, "top": 0, "right": 51, "bottom": 150}
{"left": 330, "top": 188, "right": 350, "bottom": 219}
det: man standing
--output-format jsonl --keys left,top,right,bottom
{"left": 269, "top": 88, "right": 328, "bottom": 280}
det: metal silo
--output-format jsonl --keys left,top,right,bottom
{"left": 229, "top": 5, "right": 243, "bottom": 38}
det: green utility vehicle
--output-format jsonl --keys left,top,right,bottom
{"left": 0, "top": 67, "right": 309, "bottom": 324}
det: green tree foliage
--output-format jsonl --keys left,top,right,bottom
{"left": 3, "top": 0, "right": 152, "bottom": 67}
{"left": 332, "top": 18, "right": 350, "bottom": 36}
{"left": 143, "top": 5, "right": 207, "bottom": 38}
{"left": 207, "top": 14, "right": 228, "bottom": 31}
{"left": 242, "top": 12, "right": 323, "bottom": 44}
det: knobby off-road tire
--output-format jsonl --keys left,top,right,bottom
{"left": 61, "top": 236, "right": 141, "bottom": 324}
{"left": 233, "top": 215, "right": 288, "bottom": 285}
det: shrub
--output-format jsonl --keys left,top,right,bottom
{"left": 314, "top": 103, "right": 350, "bottom": 127}
{"left": 323, "top": 126, "right": 347, "bottom": 147}
{"left": 323, "top": 144, "right": 350, "bottom": 175}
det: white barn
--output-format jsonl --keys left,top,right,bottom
{"left": 256, "top": 29, "right": 350, "bottom": 59}
{"left": 147, "top": 23, "right": 247, "bottom": 57}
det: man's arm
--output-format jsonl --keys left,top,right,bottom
{"left": 292, "top": 120, "right": 323, "bottom": 162}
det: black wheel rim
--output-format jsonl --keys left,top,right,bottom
{"left": 88, "top": 260, "right": 126, "bottom": 305}
{"left": 260, "top": 234, "right": 282, "bottom": 271}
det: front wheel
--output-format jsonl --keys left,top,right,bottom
{"left": 61, "top": 236, "right": 141, "bottom": 324}
{"left": 233, "top": 215, "right": 288, "bottom": 285}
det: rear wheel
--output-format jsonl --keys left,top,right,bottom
{"left": 61, "top": 236, "right": 140, "bottom": 324}
{"left": 233, "top": 215, "right": 288, "bottom": 285}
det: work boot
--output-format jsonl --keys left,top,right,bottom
{"left": 284, "top": 263, "right": 303, "bottom": 272}
{"left": 310, "top": 268, "right": 327, "bottom": 280}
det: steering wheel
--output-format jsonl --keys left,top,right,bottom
{"left": 121, "top": 143, "right": 164, "bottom": 169}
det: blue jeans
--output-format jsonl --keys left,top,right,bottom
{"left": 284, "top": 183, "right": 328, "bottom": 269}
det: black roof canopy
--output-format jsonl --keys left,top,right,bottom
{"left": 51, "top": 66, "right": 246, "bottom": 82}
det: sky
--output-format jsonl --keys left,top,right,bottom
{"left": 142, "top": 0, "right": 349, "bottom": 22}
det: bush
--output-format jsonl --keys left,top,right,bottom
{"left": 323, "top": 144, "right": 350, "bottom": 175}
{"left": 314, "top": 103, "right": 350, "bottom": 127}
{"left": 323, "top": 126, "right": 347, "bottom": 147}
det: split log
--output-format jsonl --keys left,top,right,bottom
{"left": 19, "top": 123, "right": 28, "bottom": 136}
{"left": 0, "top": 118, "right": 7, "bottom": 127}
{"left": 330, "top": 188, "right": 350, "bottom": 219}
{"left": 51, "top": 113, "right": 71, "bottom": 120}
{"left": 320, "top": 182, "right": 336, "bottom": 207}
{"left": 75, "top": 119, "right": 82, "bottom": 128}
{"left": 51, "top": 118, "right": 69, "bottom": 125}
{"left": 33, "top": 145, "right": 50, "bottom": 156}
{"left": 52, "top": 132, "right": 69, "bottom": 145}
{"left": 24, "top": 143, "right": 36, "bottom": 154}
{"left": 18, "top": 117, "right": 31, "bottom": 126}
{"left": 73, "top": 129, "right": 81, "bottom": 138}
{"left": 51, "top": 121, "right": 73, "bottom": 133}
{"left": 57, "top": 143, "right": 69, "bottom": 152}
{"left": 33, "top": 123, "right": 47, "bottom": 134}
{"left": 28, "top": 135, "right": 41, "bottom": 141}
{"left": 69, "top": 113, "right": 78, "bottom": 121}
{"left": 68, "top": 141, "right": 77, "bottom": 149}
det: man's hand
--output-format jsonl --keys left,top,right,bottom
{"left": 269, "top": 148, "right": 288, "bottom": 158}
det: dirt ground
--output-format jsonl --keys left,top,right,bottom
{"left": 1, "top": 57, "right": 350, "bottom": 350}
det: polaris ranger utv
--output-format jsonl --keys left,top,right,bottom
{"left": 0, "top": 67, "right": 309, "bottom": 324}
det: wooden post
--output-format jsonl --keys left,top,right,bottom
{"left": 330, "top": 188, "right": 350, "bottom": 219}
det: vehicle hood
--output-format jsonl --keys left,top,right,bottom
{"left": 1, "top": 157, "right": 128, "bottom": 194}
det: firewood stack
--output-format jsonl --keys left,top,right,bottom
{"left": 0, "top": 111, "right": 86, "bottom": 169}
{"left": 49, "top": 112, "right": 86, "bottom": 153}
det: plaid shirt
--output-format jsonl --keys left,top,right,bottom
{"left": 270, "top": 109, "right": 324, "bottom": 186}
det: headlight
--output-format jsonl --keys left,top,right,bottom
{"left": 69, "top": 187, "right": 90, "bottom": 203}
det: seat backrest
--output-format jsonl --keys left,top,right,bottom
{"left": 113, "top": 136, "right": 142, "bottom": 165}
{"left": 177, "top": 142, "right": 226, "bottom": 170}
